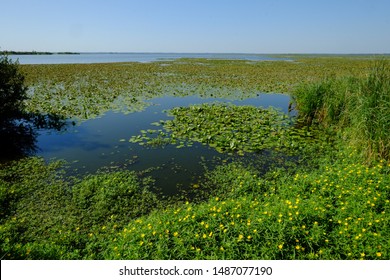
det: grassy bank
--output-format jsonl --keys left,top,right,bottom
{"left": 0, "top": 158, "right": 160, "bottom": 259}
{"left": 101, "top": 153, "right": 389, "bottom": 260}
{"left": 292, "top": 60, "right": 390, "bottom": 162}
{"left": 1, "top": 150, "right": 388, "bottom": 259}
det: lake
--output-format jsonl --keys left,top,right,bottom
{"left": 10, "top": 52, "right": 291, "bottom": 64}
{"left": 36, "top": 93, "right": 294, "bottom": 196}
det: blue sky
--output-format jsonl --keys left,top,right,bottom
{"left": 1, "top": 0, "right": 389, "bottom": 53}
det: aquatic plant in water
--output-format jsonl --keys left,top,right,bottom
{"left": 130, "top": 103, "right": 319, "bottom": 156}
{"left": 20, "top": 57, "right": 378, "bottom": 121}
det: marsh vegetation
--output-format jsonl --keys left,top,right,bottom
{"left": 1, "top": 55, "right": 389, "bottom": 259}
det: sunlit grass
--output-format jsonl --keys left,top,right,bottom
{"left": 292, "top": 60, "right": 390, "bottom": 162}
{"left": 100, "top": 150, "right": 389, "bottom": 260}
{"left": 1, "top": 149, "right": 388, "bottom": 260}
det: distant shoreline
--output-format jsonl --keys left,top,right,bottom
{"left": 2, "top": 51, "right": 389, "bottom": 57}
{"left": 0, "top": 51, "right": 80, "bottom": 55}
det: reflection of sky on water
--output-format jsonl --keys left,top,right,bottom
{"left": 10, "top": 53, "right": 291, "bottom": 65}
{"left": 36, "top": 93, "right": 293, "bottom": 195}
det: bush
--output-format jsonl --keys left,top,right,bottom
{"left": 0, "top": 55, "right": 67, "bottom": 159}
{"left": 0, "top": 55, "right": 28, "bottom": 126}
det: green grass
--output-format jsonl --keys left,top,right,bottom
{"left": 1, "top": 147, "right": 388, "bottom": 260}
{"left": 292, "top": 60, "right": 390, "bottom": 162}
{"left": 0, "top": 157, "right": 160, "bottom": 259}
{"left": 89, "top": 153, "right": 390, "bottom": 259}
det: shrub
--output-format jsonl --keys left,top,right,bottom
{"left": 0, "top": 55, "right": 28, "bottom": 126}
{"left": 0, "top": 55, "right": 67, "bottom": 159}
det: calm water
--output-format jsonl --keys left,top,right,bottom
{"left": 36, "top": 94, "right": 294, "bottom": 195}
{"left": 10, "top": 53, "right": 290, "bottom": 65}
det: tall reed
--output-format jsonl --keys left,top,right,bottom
{"left": 292, "top": 60, "right": 390, "bottom": 162}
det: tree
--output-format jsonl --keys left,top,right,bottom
{"left": 0, "top": 55, "right": 28, "bottom": 127}
{"left": 0, "top": 54, "right": 67, "bottom": 159}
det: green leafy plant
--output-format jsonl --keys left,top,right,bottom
{"left": 0, "top": 55, "right": 28, "bottom": 126}
{"left": 292, "top": 60, "right": 390, "bottom": 162}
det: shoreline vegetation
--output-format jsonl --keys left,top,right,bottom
{"left": 0, "top": 51, "right": 80, "bottom": 55}
{"left": 0, "top": 56, "right": 389, "bottom": 260}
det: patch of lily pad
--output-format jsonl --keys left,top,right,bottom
{"left": 130, "top": 103, "right": 318, "bottom": 155}
{"left": 20, "top": 57, "right": 376, "bottom": 122}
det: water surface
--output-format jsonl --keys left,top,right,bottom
{"left": 10, "top": 53, "right": 291, "bottom": 65}
{"left": 36, "top": 94, "right": 293, "bottom": 195}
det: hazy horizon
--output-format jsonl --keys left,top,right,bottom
{"left": 4, "top": 51, "right": 390, "bottom": 55}
{"left": 1, "top": 0, "right": 390, "bottom": 54}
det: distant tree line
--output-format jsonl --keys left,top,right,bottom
{"left": 0, "top": 50, "right": 80, "bottom": 55}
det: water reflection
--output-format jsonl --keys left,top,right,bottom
{"left": 11, "top": 53, "right": 291, "bottom": 65}
{"left": 0, "top": 113, "right": 68, "bottom": 161}
{"left": 0, "top": 124, "right": 37, "bottom": 160}
{"left": 35, "top": 94, "right": 294, "bottom": 195}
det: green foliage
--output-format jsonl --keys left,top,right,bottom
{"left": 1, "top": 56, "right": 389, "bottom": 260}
{"left": 0, "top": 55, "right": 67, "bottom": 160}
{"left": 0, "top": 158, "right": 159, "bottom": 259}
{"left": 71, "top": 172, "right": 159, "bottom": 226}
{"left": 2, "top": 149, "right": 388, "bottom": 260}
{"left": 0, "top": 55, "right": 28, "bottom": 125}
{"left": 348, "top": 61, "right": 390, "bottom": 161}
{"left": 130, "top": 103, "right": 323, "bottom": 157}
{"left": 165, "top": 104, "right": 291, "bottom": 154}
{"left": 100, "top": 151, "right": 389, "bottom": 260}
{"left": 292, "top": 60, "right": 390, "bottom": 162}
{"left": 19, "top": 57, "right": 377, "bottom": 121}
{"left": 200, "top": 162, "right": 267, "bottom": 199}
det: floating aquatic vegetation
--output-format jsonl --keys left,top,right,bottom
{"left": 130, "top": 103, "right": 318, "bottom": 155}
{"left": 20, "top": 57, "right": 378, "bottom": 121}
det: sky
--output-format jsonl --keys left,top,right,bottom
{"left": 1, "top": 0, "right": 389, "bottom": 53}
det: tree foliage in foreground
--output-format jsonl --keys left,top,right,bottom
{"left": 0, "top": 55, "right": 28, "bottom": 126}
{"left": 0, "top": 55, "right": 67, "bottom": 159}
